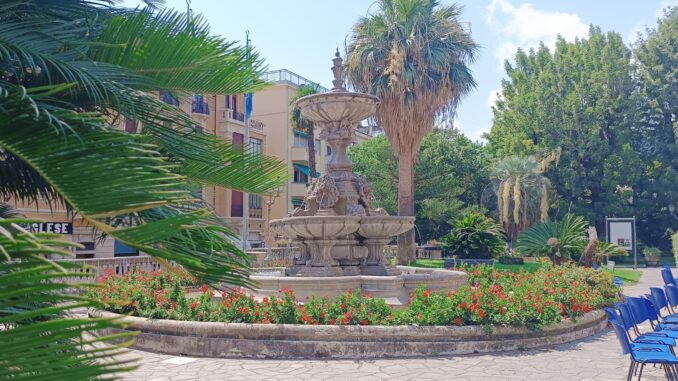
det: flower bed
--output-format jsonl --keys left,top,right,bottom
{"left": 90, "top": 264, "right": 619, "bottom": 329}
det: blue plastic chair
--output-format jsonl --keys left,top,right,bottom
{"left": 650, "top": 288, "right": 678, "bottom": 320}
{"left": 610, "top": 322, "right": 678, "bottom": 380}
{"left": 615, "top": 302, "right": 678, "bottom": 344}
{"left": 662, "top": 267, "right": 678, "bottom": 287}
{"left": 615, "top": 276, "right": 624, "bottom": 288}
{"left": 628, "top": 297, "right": 678, "bottom": 332}
{"left": 605, "top": 307, "right": 676, "bottom": 350}
{"left": 665, "top": 285, "right": 678, "bottom": 314}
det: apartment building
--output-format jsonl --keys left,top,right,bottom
{"left": 10, "top": 70, "right": 377, "bottom": 257}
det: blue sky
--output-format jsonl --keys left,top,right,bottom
{"left": 124, "top": 0, "right": 677, "bottom": 141}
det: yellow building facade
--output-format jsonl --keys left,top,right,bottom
{"left": 9, "top": 69, "right": 375, "bottom": 257}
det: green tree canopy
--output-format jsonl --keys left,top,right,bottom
{"left": 486, "top": 27, "right": 648, "bottom": 241}
{"left": 349, "top": 128, "right": 489, "bottom": 242}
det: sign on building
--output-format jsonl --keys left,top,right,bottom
{"left": 25, "top": 222, "right": 73, "bottom": 234}
{"left": 606, "top": 217, "right": 636, "bottom": 268}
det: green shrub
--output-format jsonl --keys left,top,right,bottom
{"left": 643, "top": 247, "right": 662, "bottom": 265}
{"left": 515, "top": 214, "right": 588, "bottom": 263}
{"left": 92, "top": 265, "right": 619, "bottom": 329}
{"left": 441, "top": 213, "right": 506, "bottom": 259}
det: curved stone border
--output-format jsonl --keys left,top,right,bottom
{"left": 91, "top": 309, "right": 607, "bottom": 359}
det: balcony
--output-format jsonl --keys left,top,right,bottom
{"left": 192, "top": 99, "right": 210, "bottom": 115}
{"left": 232, "top": 110, "right": 245, "bottom": 122}
{"left": 249, "top": 207, "right": 263, "bottom": 219}
{"left": 249, "top": 119, "right": 264, "bottom": 133}
{"left": 160, "top": 91, "right": 179, "bottom": 107}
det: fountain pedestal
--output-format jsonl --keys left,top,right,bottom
{"left": 261, "top": 50, "right": 467, "bottom": 301}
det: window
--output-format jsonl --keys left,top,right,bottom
{"left": 291, "top": 198, "right": 304, "bottom": 208}
{"left": 327, "top": 145, "right": 332, "bottom": 156}
{"left": 124, "top": 118, "right": 138, "bottom": 134}
{"left": 249, "top": 137, "right": 262, "bottom": 156}
{"left": 314, "top": 139, "right": 320, "bottom": 152}
{"left": 231, "top": 190, "right": 243, "bottom": 217}
{"left": 114, "top": 240, "right": 139, "bottom": 257}
{"left": 232, "top": 132, "right": 244, "bottom": 148}
{"left": 249, "top": 194, "right": 262, "bottom": 208}
{"left": 225, "top": 95, "right": 230, "bottom": 109}
{"left": 293, "top": 166, "right": 309, "bottom": 183}
{"left": 76, "top": 242, "right": 95, "bottom": 251}
{"left": 293, "top": 132, "right": 307, "bottom": 148}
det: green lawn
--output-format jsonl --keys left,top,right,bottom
{"left": 611, "top": 268, "right": 642, "bottom": 284}
{"left": 410, "top": 259, "right": 643, "bottom": 284}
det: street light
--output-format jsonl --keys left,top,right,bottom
{"left": 264, "top": 187, "right": 282, "bottom": 248}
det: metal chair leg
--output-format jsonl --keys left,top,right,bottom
{"left": 627, "top": 361, "right": 636, "bottom": 381}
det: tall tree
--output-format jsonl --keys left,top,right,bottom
{"left": 291, "top": 85, "right": 320, "bottom": 178}
{"left": 633, "top": 6, "right": 678, "bottom": 248}
{"left": 488, "top": 155, "right": 552, "bottom": 244}
{"left": 349, "top": 128, "right": 489, "bottom": 242}
{"left": 347, "top": 0, "right": 478, "bottom": 264}
{"left": 0, "top": 1, "right": 286, "bottom": 378}
{"left": 486, "top": 27, "right": 644, "bottom": 240}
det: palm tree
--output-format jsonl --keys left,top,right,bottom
{"left": 346, "top": 0, "right": 478, "bottom": 264}
{"left": 0, "top": 1, "right": 286, "bottom": 378}
{"left": 291, "top": 85, "right": 321, "bottom": 178}
{"left": 490, "top": 156, "right": 552, "bottom": 244}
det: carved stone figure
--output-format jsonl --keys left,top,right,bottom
{"left": 291, "top": 174, "right": 340, "bottom": 217}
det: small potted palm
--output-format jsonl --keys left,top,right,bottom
{"left": 643, "top": 247, "right": 662, "bottom": 267}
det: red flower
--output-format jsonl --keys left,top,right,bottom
{"left": 453, "top": 317, "right": 462, "bottom": 325}
{"left": 329, "top": 318, "right": 337, "bottom": 325}
{"left": 500, "top": 306, "right": 507, "bottom": 315}
{"left": 422, "top": 290, "right": 430, "bottom": 297}
{"left": 340, "top": 303, "right": 346, "bottom": 310}
{"left": 189, "top": 301, "right": 199, "bottom": 310}
{"left": 477, "top": 309, "right": 486, "bottom": 319}
{"left": 199, "top": 285, "right": 209, "bottom": 293}
{"left": 458, "top": 302, "right": 467, "bottom": 310}
{"left": 360, "top": 319, "right": 369, "bottom": 326}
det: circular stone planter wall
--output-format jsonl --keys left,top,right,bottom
{"left": 91, "top": 309, "right": 607, "bottom": 359}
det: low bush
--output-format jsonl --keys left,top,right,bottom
{"left": 90, "top": 264, "right": 619, "bottom": 329}
{"left": 441, "top": 212, "right": 506, "bottom": 259}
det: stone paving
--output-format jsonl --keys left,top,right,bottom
{"left": 113, "top": 268, "right": 666, "bottom": 381}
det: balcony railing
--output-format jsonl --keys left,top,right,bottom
{"left": 192, "top": 99, "right": 210, "bottom": 115}
{"left": 249, "top": 119, "right": 264, "bottom": 132}
{"left": 249, "top": 207, "right": 263, "bottom": 219}
{"left": 261, "top": 69, "right": 329, "bottom": 92}
{"left": 160, "top": 92, "right": 179, "bottom": 107}
{"left": 232, "top": 110, "right": 245, "bottom": 122}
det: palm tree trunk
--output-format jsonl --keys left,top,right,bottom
{"left": 396, "top": 149, "right": 416, "bottom": 265}
{"left": 307, "top": 126, "right": 317, "bottom": 178}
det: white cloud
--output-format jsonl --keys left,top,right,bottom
{"left": 486, "top": 0, "right": 589, "bottom": 71}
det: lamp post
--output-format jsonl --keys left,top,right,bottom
{"left": 265, "top": 187, "right": 282, "bottom": 248}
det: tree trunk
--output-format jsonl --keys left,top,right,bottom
{"left": 396, "top": 149, "right": 416, "bottom": 265}
{"left": 307, "top": 125, "right": 317, "bottom": 178}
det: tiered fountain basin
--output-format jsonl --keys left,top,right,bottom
{"left": 259, "top": 215, "right": 466, "bottom": 306}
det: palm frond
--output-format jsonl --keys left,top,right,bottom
{"left": 0, "top": 218, "right": 137, "bottom": 380}
{"left": 89, "top": 9, "right": 268, "bottom": 94}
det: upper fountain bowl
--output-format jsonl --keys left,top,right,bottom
{"left": 295, "top": 92, "right": 379, "bottom": 124}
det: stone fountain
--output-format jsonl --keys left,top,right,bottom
{"left": 255, "top": 51, "right": 466, "bottom": 304}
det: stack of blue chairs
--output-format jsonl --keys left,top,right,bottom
{"left": 606, "top": 265, "right": 678, "bottom": 380}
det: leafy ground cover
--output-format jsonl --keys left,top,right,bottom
{"left": 91, "top": 264, "right": 619, "bottom": 329}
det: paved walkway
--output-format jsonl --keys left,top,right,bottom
{"left": 114, "top": 268, "right": 666, "bottom": 381}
